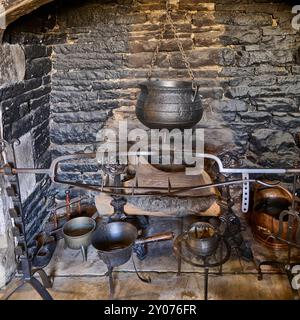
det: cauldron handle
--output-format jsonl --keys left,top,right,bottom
{"left": 191, "top": 84, "right": 199, "bottom": 103}
{"left": 139, "top": 83, "right": 149, "bottom": 93}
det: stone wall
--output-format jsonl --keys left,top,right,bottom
{"left": 0, "top": 152, "right": 16, "bottom": 288}
{"left": 0, "top": 0, "right": 299, "bottom": 288}
{"left": 1, "top": 11, "right": 53, "bottom": 171}
{"left": 0, "top": 43, "right": 26, "bottom": 85}
{"left": 0, "top": 0, "right": 299, "bottom": 219}
{"left": 45, "top": 0, "right": 300, "bottom": 183}
{"left": 0, "top": 11, "right": 53, "bottom": 286}
{"left": 4, "top": 0, "right": 299, "bottom": 181}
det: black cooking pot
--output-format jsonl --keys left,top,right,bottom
{"left": 136, "top": 80, "right": 203, "bottom": 130}
{"left": 92, "top": 222, "right": 173, "bottom": 267}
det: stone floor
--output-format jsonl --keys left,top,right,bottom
{"left": 1, "top": 215, "right": 300, "bottom": 300}
{"left": 0, "top": 273, "right": 296, "bottom": 300}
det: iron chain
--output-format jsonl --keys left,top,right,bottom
{"left": 147, "top": 21, "right": 167, "bottom": 80}
{"left": 147, "top": 6, "right": 196, "bottom": 90}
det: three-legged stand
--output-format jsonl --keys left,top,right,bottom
{"left": 2, "top": 259, "right": 53, "bottom": 300}
{"left": 174, "top": 234, "right": 230, "bottom": 300}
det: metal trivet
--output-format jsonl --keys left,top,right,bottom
{"left": 173, "top": 233, "right": 231, "bottom": 300}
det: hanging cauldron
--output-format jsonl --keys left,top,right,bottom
{"left": 136, "top": 80, "right": 203, "bottom": 130}
{"left": 135, "top": 6, "right": 204, "bottom": 130}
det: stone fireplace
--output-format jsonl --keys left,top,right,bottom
{"left": 0, "top": 0, "right": 300, "bottom": 297}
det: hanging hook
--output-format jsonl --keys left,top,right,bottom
{"left": 11, "top": 138, "right": 21, "bottom": 147}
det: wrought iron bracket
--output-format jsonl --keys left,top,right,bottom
{"left": 242, "top": 173, "right": 250, "bottom": 213}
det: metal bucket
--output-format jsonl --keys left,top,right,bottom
{"left": 136, "top": 80, "right": 203, "bottom": 129}
{"left": 62, "top": 216, "right": 97, "bottom": 261}
{"left": 186, "top": 222, "right": 218, "bottom": 256}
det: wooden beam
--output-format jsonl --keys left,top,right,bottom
{"left": 0, "top": 0, "right": 55, "bottom": 28}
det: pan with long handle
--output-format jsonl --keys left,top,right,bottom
{"left": 91, "top": 221, "right": 173, "bottom": 298}
{"left": 92, "top": 221, "right": 174, "bottom": 267}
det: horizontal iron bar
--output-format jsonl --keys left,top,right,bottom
{"left": 54, "top": 179, "right": 281, "bottom": 197}
{"left": 1, "top": 152, "right": 300, "bottom": 178}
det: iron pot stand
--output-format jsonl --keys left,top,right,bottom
{"left": 173, "top": 233, "right": 231, "bottom": 300}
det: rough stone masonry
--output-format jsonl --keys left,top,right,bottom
{"left": 3, "top": 0, "right": 300, "bottom": 181}
{"left": 1, "top": 0, "right": 300, "bottom": 287}
{"left": 0, "top": 2, "right": 53, "bottom": 286}
{"left": 49, "top": 0, "right": 300, "bottom": 174}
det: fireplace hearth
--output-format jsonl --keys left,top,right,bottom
{"left": 0, "top": 0, "right": 300, "bottom": 300}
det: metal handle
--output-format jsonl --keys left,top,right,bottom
{"left": 191, "top": 84, "right": 199, "bottom": 103}
{"left": 135, "top": 232, "right": 174, "bottom": 245}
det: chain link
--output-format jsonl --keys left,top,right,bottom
{"left": 147, "top": 3, "right": 196, "bottom": 89}
{"left": 147, "top": 21, "right": 167, "bottom": 80}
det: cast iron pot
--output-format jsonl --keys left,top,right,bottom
{"left": 136, "top": 80, "right": 203, "bottom": 130}
{"left": 62, "top": 216, "right": 97, "bottom": 260}
{"left": 186, "top": 222, "right": 219, "bottom": 256}
{"left": 91, "top": 221, "right": 173, "bottom": 268}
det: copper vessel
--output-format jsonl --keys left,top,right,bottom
{"left": 250, "top": 184, "right": 295, "bottom": 250}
